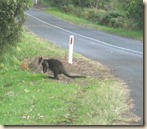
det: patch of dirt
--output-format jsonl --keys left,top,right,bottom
{"left": 20, "top": 56, "right": 113, "bottom": 84}
{"left": 115, "top": 112, "right": 141, "bottom": 125}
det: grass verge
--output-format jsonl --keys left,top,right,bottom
{"left": 0, "top": 29, "right": 139, "bottom": 125}
{"left": 42, "top": 7, "right": 143, "bottom": 41}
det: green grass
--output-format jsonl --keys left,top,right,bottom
{"left": 44, "top": 7, "right": 143, "bottom": 41}
{"left": 0, "top": 70, "right": 78, "bottom": 125}
{"left": 0, "top": 29, "right": 133, "bottom": 125}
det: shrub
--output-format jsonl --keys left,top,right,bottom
{"left": 97, "top": 11, "right": 126, "bottom": 28}
{"left": 0, "top": 0, "right": 32, "bottom": 53}
{"left": 60, "top": 4, "right": 75, "bottom": 13}
{"left": 83, "top": 8, "right": 98, "bottom": 20}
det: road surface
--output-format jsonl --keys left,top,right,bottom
{"left": 25, "top": 8, "right": 143, "bottom": 125}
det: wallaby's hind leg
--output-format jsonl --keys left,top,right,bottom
{"left": 53, "top": 68, "right": 59, "bottom": 80}
{"left": 53, "top": 73, "right": 59, "bottom": 80}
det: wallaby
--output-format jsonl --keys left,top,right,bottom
{"left": 38, "top": 57, "right": 86, "bottom": 80}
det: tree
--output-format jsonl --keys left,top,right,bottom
{"left": 0, "top": 0, "right": 32, "bottom": 52}
{"left": 110, "top": 0, "right": 143, "bottom": 29}
{"left": 127, "top": 0, "right": 143, "bottom": 29}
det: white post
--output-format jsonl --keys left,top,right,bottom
{"left": 35, "top": 0, "right": 37, "bottom": 4}
{"left": 68, "top": 35, "right": 74, "bottom": 64}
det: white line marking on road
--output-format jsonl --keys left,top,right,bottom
{"left": 25, "top": 12, "right": 143, "bottom": 55}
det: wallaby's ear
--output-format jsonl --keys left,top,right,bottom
{"left": 38, "top": 57, "right": 43, "bottom": 65}
{"left": 39, "top": 57, "right": 42, "bottom": 59}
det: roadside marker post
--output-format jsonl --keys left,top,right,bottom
{"left": 68, "top": 35, "right": 74, "bottom": 64}
{"left": 35, "top": 0, "right": 37, "bottom": 4}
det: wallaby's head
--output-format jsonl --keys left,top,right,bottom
{"left": 38, "top": 57, "right": 43, "bottom": 65}
{"left": 42, "top": 60, "right": 49, "bottom": 73}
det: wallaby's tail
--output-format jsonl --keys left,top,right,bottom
{"left": 63, "top": 71, "right": 86, "bottom": 78}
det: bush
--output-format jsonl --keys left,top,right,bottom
{"left": 82, "top": 9, "right": 97, "bottom": 20}
{"left": 60, "top": 4, "right": 75, "bottom": 13}
{"left": 81, "top": 9, "right": 125, "bottom": 28}
{"left": 43, "top": 0, "right": 143, "bottom": 30}
{"left": 0, "top": 0, "right": 32, "bottom": 53}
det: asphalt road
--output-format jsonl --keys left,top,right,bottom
{"left": 25, "top": 8, "right": 143, "bottom": 125}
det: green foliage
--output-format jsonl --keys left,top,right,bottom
{"left": 127, "top": 0, "right": 143, "bottom": 29}
{"left": 42, "top": 0, "right": 143, "bottom": 30}
{"left": 99, "top": 11, "right": 125, "bottom": 28}
{"left": 79, "top": 8, "right": 130, "bottom": 29}
{"left": 0, "top": 0, "right": 32, "bottom": 53}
